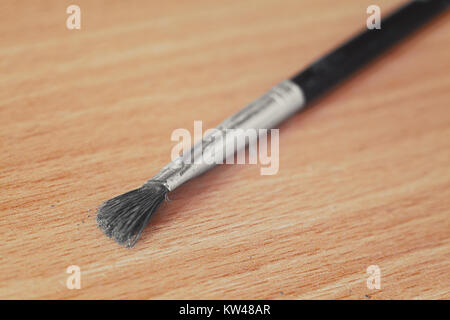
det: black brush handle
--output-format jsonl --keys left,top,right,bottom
{"left": 291, "top": 0, "right": 449, "bottom": 104}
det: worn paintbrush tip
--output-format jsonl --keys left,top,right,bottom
{"left": 97, "top": 181, "right": 169, "bottom": 248}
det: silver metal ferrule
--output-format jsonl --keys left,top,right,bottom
{"left": 148, "top": 80, "right": 305, "bottom": 191}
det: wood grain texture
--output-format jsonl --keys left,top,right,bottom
{"left": 1, "top": 0, "right": 449, "bottom": 299}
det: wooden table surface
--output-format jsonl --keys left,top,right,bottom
{"left": 1, "top": 0, "right": 449, "bottom": 299}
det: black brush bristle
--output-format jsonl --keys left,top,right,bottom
{"left": 97, "top": 181, "right": 169, "bottom": 248}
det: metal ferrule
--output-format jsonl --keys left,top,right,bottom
{"left": 147, "top": 80, "right": 305, "bottom": 191}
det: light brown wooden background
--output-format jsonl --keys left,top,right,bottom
{"left": 1, "top": 0, "right": 449, "bottom": 299}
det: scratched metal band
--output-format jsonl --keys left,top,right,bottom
{"left": 148, "top": 80, "right": 306, "bottom": 191}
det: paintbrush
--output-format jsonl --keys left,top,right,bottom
{"left": 97, "top": 0, "right": 448, "bottom": 247}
